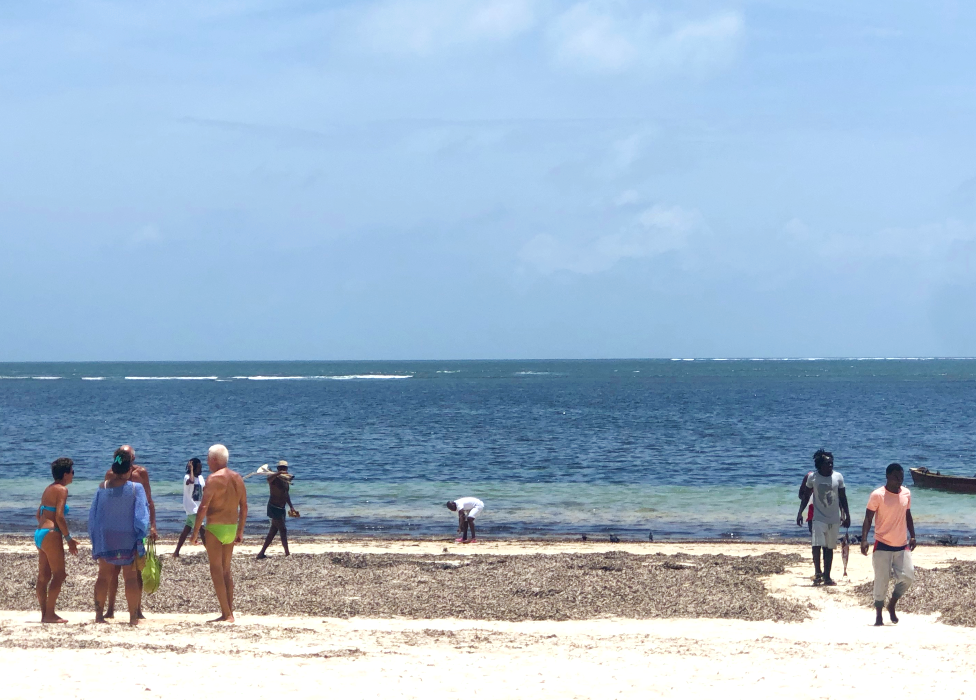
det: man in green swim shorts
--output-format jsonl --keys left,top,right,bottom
{"left": 189, "top": 444, "right": 248, "bottom": 623}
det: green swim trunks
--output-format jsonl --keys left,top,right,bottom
{"left": 185, "top": 515, "right": 195, "bottom": 529}
{"left": 205, "top": 523, "right": 238, "bottom": 545}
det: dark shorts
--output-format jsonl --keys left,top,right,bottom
{"left": 268, "top": 502, "right": 287, "bottom": 521}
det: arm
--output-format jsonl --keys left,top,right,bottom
{"left": 906, "top": 509, "right": 917, "bottom": 551}
{"left": 235, "top": 478, "right": 248, "bottom": 544}
{"left": 190, "top": 481, "right": 214, "bottom": 545}
{"left": 860, "top": 509, "right": 875, "bottom": 555}
{"left": 796, "top": 491, "right": 811, "bottom": 527}
{"left": 141, "top": 468, "right": 157, "bottom": 541}
{"left": 798, "top": 473, "right": 811, "bottom": 500}
{"left": 838, "top": 488, "right": 851, "bottom": 528}
{"left": 55, "top": 488, "right": 78, "bottom": 556}
{"left": 133, "top": 485, "right": 150, "bottom": 542}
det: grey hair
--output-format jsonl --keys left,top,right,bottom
{"left": 208, "top": 444, "right": 229, "bottom": 466}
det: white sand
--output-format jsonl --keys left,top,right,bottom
{"left": 3, "top": 541, "right": 976, "bottom": 699}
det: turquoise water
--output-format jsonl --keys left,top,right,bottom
{"left": 2, "top": 359, "right": 976, "bottom": 541}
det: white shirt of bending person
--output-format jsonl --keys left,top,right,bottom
{"left": 454, "top": 497, "right": 484, "bottom": 518}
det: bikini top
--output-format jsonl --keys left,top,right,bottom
{"left": 39, "top": 503, "right": 70, "bottom": 516}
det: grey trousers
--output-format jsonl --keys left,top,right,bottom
{"left": 872, "top": 548, "right": 914, "bottom": 604}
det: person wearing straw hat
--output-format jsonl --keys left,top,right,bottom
{"left": 256, "top": 460, "right": 299, "bottom": 560}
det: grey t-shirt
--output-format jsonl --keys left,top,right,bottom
{"left": 805, "top": 471, "right": 845, "bottom": 525}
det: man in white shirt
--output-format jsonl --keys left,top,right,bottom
{"left": 447, "top": 497, "right": 484, "bottom": 544}
{"left": 796, "top": 449, "right": 851, "bottom": 586}
{"left": 174, "top": 457, "right": 205, "bottom": 557}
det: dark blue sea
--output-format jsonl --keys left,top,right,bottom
{"left": 2, "top": 359, "right": 975, "bottom": 542}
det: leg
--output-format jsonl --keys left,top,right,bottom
{"left": 872, "top": 549, "right": 892, "bottom": 626}
{"left": 121, "top": 563, "right": 142, "bottom": 626}
{"left": 136, "top": 569, "right": 145, "bottom": 618}
{"left": 174, "top": 525, "right": 191, "bottom": 557}
{"left": 223, "top": 542, "right": 235, "bottom": 617}
{"left": 36, "top": 548, "right": 52, "bottom": 622}
{"left": 822, "top": 547, "right": 834, "bottom": 584}
{"left": 105, "top": 566, "right": 119, "bottom": 618}
{"left": 811, "top": 545, "right": 823, "bottom": 583}
{"left": 461, "top": 514, "right": 470, "bottom": 542}
{"left": 257, "top": 522, "right": 279, "bottom": 559}
{"left": 94, "top": 561, "right": 120, "bottom": 623}
{"left": 278, "top": 519, "right": 289, "bottom": 556}
{"left": 468, "top": 518, "right": 476, "bottom": 542}
{"left": 204, "top": 533, "right": 234, "bottom": 622}
{"left": 888, "top": 550, "right": 915, "bottom": 623}
{"left": 40, "top": 535, "right": 67, "bottom": 622}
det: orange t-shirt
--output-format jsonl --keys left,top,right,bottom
{"left": 867, "top": 486, "right": 911, "bottom": 547}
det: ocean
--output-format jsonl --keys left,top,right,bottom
{"left": 1, "top": 359, "right": 975, "bottom": 542}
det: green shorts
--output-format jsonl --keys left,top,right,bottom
{"left": 205, "top": 523, "right": 238, "bottom": 545}
{"left": 185, "top": 515, "right": 195, "bottom": 529}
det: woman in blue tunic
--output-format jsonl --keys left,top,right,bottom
{"left": 88, "top": 448, "right": 150, "bottom": 625}
{"left": 35, "top": 457, "right": 79, "bottom": 623}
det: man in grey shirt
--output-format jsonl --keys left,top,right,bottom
{"left": 796, "top": 449, "right": 851, "bottom": 586}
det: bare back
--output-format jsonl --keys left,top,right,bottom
{"left": 267, "top": 476, "right": 290, "bottom": 506}
{"left": 103, "top": 466, "right": 151, "bottom": 498}
{"left": 202, "top": 468, "right": 247, "bottom": 525}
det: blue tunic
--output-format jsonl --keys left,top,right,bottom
{"left": 88, "top": 481, "right": 149, "bottom": 565}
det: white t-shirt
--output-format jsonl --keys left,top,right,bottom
{"left": 183, "top": 475, "right": 205, "bottom": 515}
{"left": 454, "top": 497, "right": 483, "bottom": 513}
{"left": 804, "top": 471, "right": 845, "bottom": 525}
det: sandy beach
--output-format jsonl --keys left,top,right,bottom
{"left": 3, "top": 538, "right": 976, "bottom": 699}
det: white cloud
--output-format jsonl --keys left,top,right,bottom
{"left": 354, "top": 0, "right": 537, "bottom": 55}
{"left": 519, "top": 204, "right": 701, "bottom": 274}
{"left": 547, "top": 2, "right": 742, "bottom": 74}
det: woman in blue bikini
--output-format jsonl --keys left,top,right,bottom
{"left": 35, "top": 457, "right": 79, "bottom": 623}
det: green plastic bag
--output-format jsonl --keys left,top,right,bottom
{"left": 142, "top": 538, "right": 162, "bottom": 595}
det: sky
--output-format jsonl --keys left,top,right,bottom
{"left": 2, "top": 0, "right": 976, "bottom": 360}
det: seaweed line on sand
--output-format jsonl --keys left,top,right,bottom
{"left": 0, "top": 550, "right": 808, "bottom": 622}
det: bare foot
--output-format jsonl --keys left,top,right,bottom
{"left": 94, "top": 615, "right": 107, "bottom": 624}
{"left": 137, "top": 609, "right": 146, "bottom": 620}
{"left": 256, "top": 553, "right": 268, "bottom": 560}
{"left": 129, "top": 616, "right": 140, "bottom": 626}
{"left": 104, "top": 608, "right": 114, "bottom": 619}
{"left": 41, "top": 616, "right": 68, "bottom": 624}
{"left": 207, "top": 614, "right": 235, "bottom": 623}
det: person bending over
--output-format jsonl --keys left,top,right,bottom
{"left": 35, "top": 457, "right": 79, "bottom": 623}
{"left": 174, "top": 457, "right": 206, "bottom": 557}
{"left": 797, "top": 449, "right": 850, "bottom": 585}
{"left": 189, "top": 444, "right": 248, "bottom": 623}
{"left": 861, "top": 463, "right": 916, "bottom": 626}
{"left": 103, "top": 444, "right": 156, "bottom": 619}
{"left": 256, "top": 460, "right": 299, "bottom": 559}
{"left": 447, "top": 497, "right": 484, "bottom": 544}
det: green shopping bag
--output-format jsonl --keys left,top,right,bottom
{"left": 142, "top": 538, "right": 162, "bottom": 595}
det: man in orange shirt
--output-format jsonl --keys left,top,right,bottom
{"left": 860, "top": 463, "right": 916, "bottom": 626}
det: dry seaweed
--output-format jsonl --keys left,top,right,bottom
{"left": 0, "top": 547, "right": 807, "bottom": 622}
{"left": 851, "top": 560, "right": 976, "bottom": 627}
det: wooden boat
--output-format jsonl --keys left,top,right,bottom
{"left": 910, "top": 467, "right": 976, "bottom": 494}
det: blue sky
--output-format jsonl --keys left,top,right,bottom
{"left": 2, "top": 1, "right": 975, "bottom": 360}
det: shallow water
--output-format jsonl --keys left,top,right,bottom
{"left": 2, "top": 359, "right": 975, "bottom": 541}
